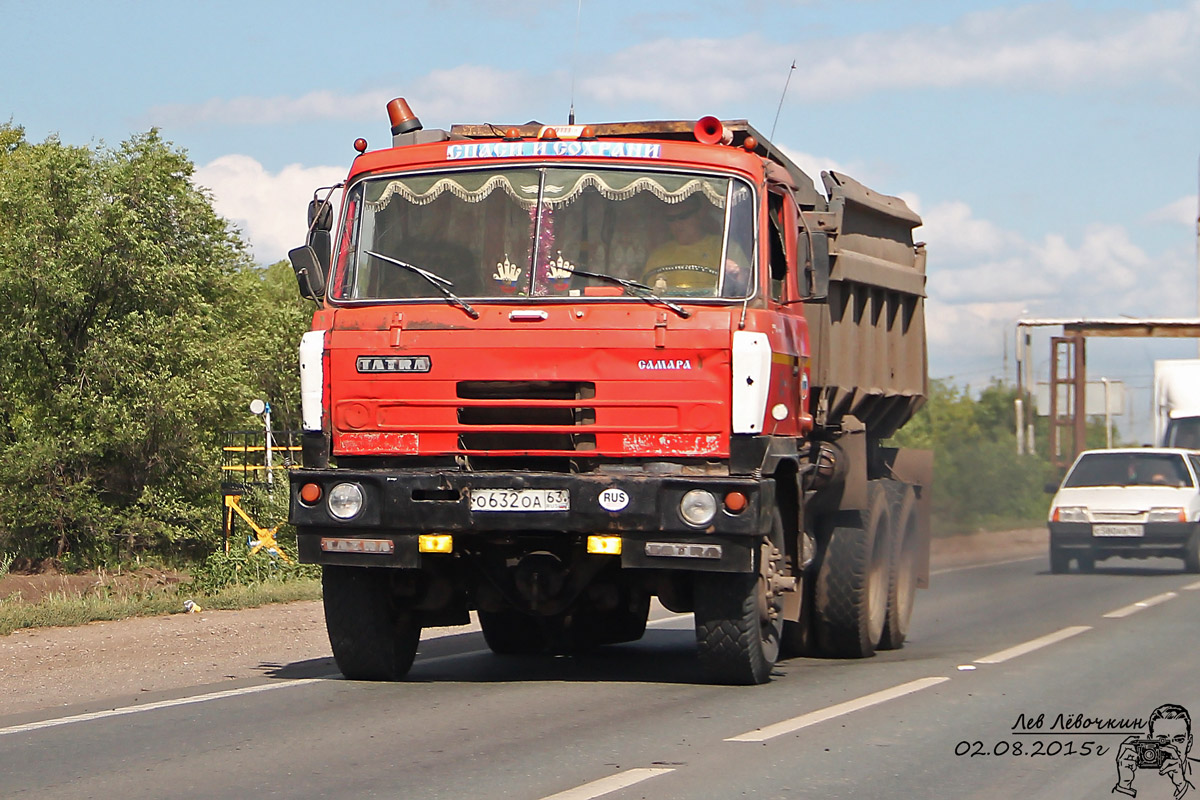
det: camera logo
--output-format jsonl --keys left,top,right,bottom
{"left": 1115, "top": 704, "right": 1197, "bottom": 798}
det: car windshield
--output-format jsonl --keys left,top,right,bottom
{"left": 328, "top": 166, "right": 755, "bottom": 302}
{"left": 1063, "top": 452, "right": 1194, "bottom": 488}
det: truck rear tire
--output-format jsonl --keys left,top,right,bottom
{"left": 323, "top": 565, "right": 421, "bottom": 681}
{"left": 814, "top": 483, "right": 891, "bottom": 658}
{"left": 879, "top": 482, "right": 918, "bottom": 651}
{"left": 694, "top": 519, "right": 784, "bottom": 685}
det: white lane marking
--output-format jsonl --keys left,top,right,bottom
{"left": 725, "top": 676, "right": 949, "bottom": 743}
{"left": 1103, "top": 591, "right": 1178, "bottom": 619}
{"left": 974, "top": 625, "right": 1091, "bottom": 664}
{"left": 931, "top": 555, "right": 1042, "bottom": 576}
{"left": 1182, "top": 580, "right": 1200, "bottom": 591}
{"left": 0, "top": 678, "right": 327, "bottom": 738}
{"left": 537, "top": 768, "right": 676, "bottom": 800}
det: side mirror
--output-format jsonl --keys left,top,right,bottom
{"left": 801, "top": 231, "right": 830, "bottom": 300}
{"left": 308, "top": 199, "right": 333, "bottom": 231}
{"left": 288, "top": 245, "right": 327, "bottom": 301}
{"left": 306, "top": 199, "right": 334, "bottom": 277}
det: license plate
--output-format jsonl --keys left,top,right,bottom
{"left": 320, "top": 537, "right": 395, "bottom": 554}
{"left": 1093, "top": 524, "right": 1143, "bottom": 537}
{"left": 470, "top": 488, "right": 569, "bottom": 512}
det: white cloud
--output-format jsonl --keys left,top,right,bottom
{"left": 149, "top": 65, "right": 541, "bottom": 129}
{"left": 918, "top": 196, "right": 1200, "bottom": 383}
{"left": 146, "top": 3, "right": 1200, "bottom": 130}
{"left": 1147, "top": 195, "right": 1199, "bottom": 226}
{"left": 193, "top": 156, "right": 345, "bottom": 264}
{"left": 578, "top": 2, "right": 1200, "bottom": 111}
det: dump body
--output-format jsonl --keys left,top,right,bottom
{"left": 287, "top": 107, "right": 931, "bottom": 684}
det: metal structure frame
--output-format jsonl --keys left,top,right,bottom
{"left": 1015, "top": 318, "right": 1200, "bottom": 466}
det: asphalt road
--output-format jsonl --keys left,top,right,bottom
{"left": 3, "top": 553, "right": 1199, "bottom": 800}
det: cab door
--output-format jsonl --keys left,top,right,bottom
{"left": 765, "top": 187, "right": 812, "bottom": 436}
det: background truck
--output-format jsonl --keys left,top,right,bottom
{"left": 286, "top": 98, "right": 932, "bottom": 684}
{"left": 1154, "top": 359, "right": 1200, "bottom": 448}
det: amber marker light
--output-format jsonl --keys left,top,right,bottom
{"left": 724, "top": 491, "right": 748, "bottom": 514}
{"left": 386, "top": 97, "right": 423, "bottom": 135}
{"left": 300, "top": 483, "right": 322, "bottom": 504}
{"left": 354, "top": 138, "right": 368, "bottom": 154}
{"left": 587, "top": 535, "right": 622, "bottom": 555}
{"left": 742, "top": 136, "right": 758, "bottom": 153}
{"left": 419, "top": 534, "right": 453, "bottom": 554}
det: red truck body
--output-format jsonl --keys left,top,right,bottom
{"left": 288, "top": 103, "right": 930, "bottom": 684}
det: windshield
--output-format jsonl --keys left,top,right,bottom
{"left": 328, "top": 166, "right": 755, "bottom": 302}
{"left": 1165, "top": 417, "right": 1200, "bottom": 450}
{"left": 1063, "top": 452, "right": 1194, "bottom": 488}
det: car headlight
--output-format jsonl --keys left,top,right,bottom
{"left": 1147, "top": 507, "right": 1187, "bottom": 523}
{"left": 679, "top": 489, "right": 717, "bottom": 527}
{"left": 1052, "top": 506, "right": 1089, "bottom": 523}
{"left": 328, "top": 482, "right": 365, "bottom": 520}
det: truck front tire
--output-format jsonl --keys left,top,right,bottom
{"left": 694, "top": 515, "right": 784, "bottom": 685}
{"left": 323, "top": 566, "right": 421, "bottom": 681}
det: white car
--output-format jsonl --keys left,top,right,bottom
{"left": 1047, "top": 448, "right": 1200, "bottom": 574}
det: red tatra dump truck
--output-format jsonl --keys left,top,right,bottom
{"left": 287, "top": 98, "right": 931, "bottom": 684}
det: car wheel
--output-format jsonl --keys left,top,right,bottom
{"left": 1049, "top": 546, "right": 1070, "bottom": 574}
{"left": 1076, "top": 552, "right": 1095, "bottom": 573}
{"left": 1184, "top": 531, "right": 1200, "bottom": 574}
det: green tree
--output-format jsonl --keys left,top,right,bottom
{"left": 0, "top": 124, "right": 277, "bottom": 562}
{"left": 891, "top": 379, "right": 1056, "bottom": 533}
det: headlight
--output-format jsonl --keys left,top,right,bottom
{"left": 1053, "top": 506, "right": 1088, "bottom": 523}
{"left": 1147, "top": 507, "right": 1187, "bottom": 523}
{"left": 680, "top": 489, "right": 717, "bottom": 527}
{"left": 328, "top": 482, "right": 365, "bottom": 520}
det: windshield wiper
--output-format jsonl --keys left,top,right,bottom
{"left": 365, "top": 250, "right": 479, "bottom": 319}
{"left": 561, "top": 266, "right": 690, "bottom": 319}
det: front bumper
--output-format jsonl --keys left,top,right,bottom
{"left": 290, "top": 469, "right": 774, "bottom": 572}
{"left": 1049, "top": 521, "right": 1199, "bottom": 559}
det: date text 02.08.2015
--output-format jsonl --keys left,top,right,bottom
{"left": 955, "top": 740, "right": 1111, "bottom": 758}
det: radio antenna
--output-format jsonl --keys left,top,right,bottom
{"left": 769, "top": 60, "right": 797, "bottom": 141}
{"left": 568, "top": 0, "right": 584, "bottom": 124}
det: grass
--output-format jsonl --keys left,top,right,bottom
{"left": 0, "top": 577, "right": 322, "bottom": 636}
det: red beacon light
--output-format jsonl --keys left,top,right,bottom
{"left": 503, "top": 128, "right": 524, "bottom": 141}
{"left": 694, "top": 116, "right": 733, "bottom": 146}
{"left": 353, "top": 138, "right": 368, "bottom": 154}
{"left": 539, "top": 127, "right": 560, "bottom": 141}
{"left": 742, "top": 136, "right": 758, "bottom": 153}
{"left": 579, "top": 126, "right": 596, "bottom": 140}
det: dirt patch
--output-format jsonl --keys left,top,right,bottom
{"left": 0, "top": 528, "right": 1048, "bottom": 719}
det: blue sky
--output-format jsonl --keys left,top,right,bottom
{"left": 5, "top": 0, "right": 1199, "bottom": 437}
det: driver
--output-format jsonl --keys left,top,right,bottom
{"left": 643, "top": 195, "right": 748, "bottom": 294}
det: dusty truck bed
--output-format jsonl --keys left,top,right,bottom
{"left": 0, "top": 530, "right": 1047, "bottom": 717}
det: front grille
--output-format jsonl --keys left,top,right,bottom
{"left": 458, "top": 432, "right": 597, "bottom": 451}
{"left": 457, "top": 406, "right": 595, "bottom": 427}
{"left": 456, "top": 381, "right": 596, "bottom": 400}
{"left": 456, "top": 381, "right": 597, "bottom": 451}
